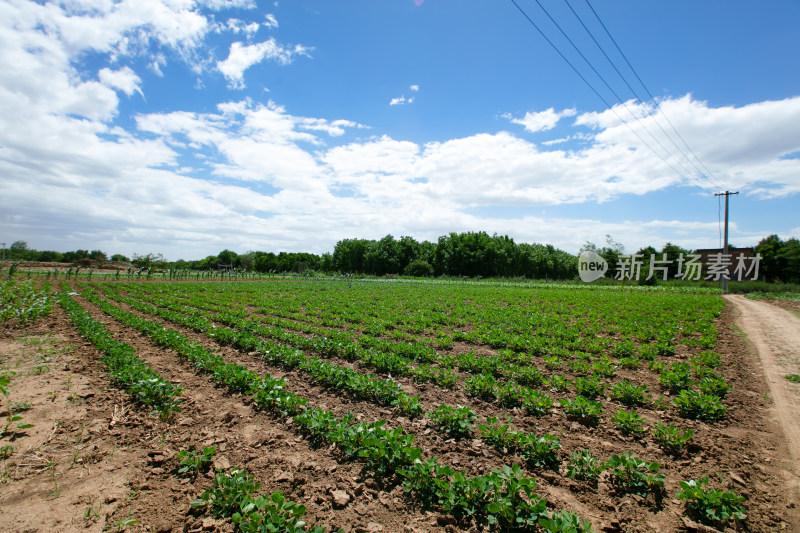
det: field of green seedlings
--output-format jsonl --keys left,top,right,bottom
{"left": 6, "top": 277, "right": 785, "bottom": 532}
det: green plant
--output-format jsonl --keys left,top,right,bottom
{"left": 611, "top": 409, "right": 646, "bottom": 436}
{"left": 426, "top": 404, "right": 475, "bottom": 439}
{"left": 653, "top": 422, "right": 692, "bottom": 455}
{"left": 192, "top": 468, "right": 261, "bottom": 518}
{"left": 659, "top": 363, "right": 692, "bottom": 392}
{"left": 618, "top": 356, "right": 641, "bottom": 369}
{"left": 523, "top": 390, "right": 554, "bottom": 416}
{"left": 673, "top": 390, "right": 727, "bottom": 420}
{"left": 465, "top": 373, "right": 497, "bottom": 400}
{"left": 698, "top": 376, "right": 730, "bottom": 397}
{"left": 565, "top": 449, "right": 603, "bottom": 483}
{"left": 2, "top": 409, "right": 34, "bottom": 438}
{"left": 519, "top": 434, "right": 561, "bottom": 469}
{"left": 548, "top": 374, "right": 571, "bottom": 393}
{"left": 573, "top": 376, "right": 604, "bottom": 399}
{"left": 539, "top": 508, "right": 595, "bottom": 532}
{"left": 604, "top": 453, "right": 664, "bottom": 496}
{"left": 233, "top": 490, "right": 342, "bottom": 533}
{"left": 0, "top": 444, "right": 13, "bottom": 459}
{"left": 0, "top": 370, "right": 14, "bottom": 396}
{"left": 786, "top": 374, "right": 800, "bottom": 384}
{"left": 176, "top": 446, "right": 216, "bottom": 475}
{"left": 677, "top": 476, "right": 746, "bottom": 526}
{"left": 610, "top": 380, "right": 651, "bottom": 406}
{"left": 559, "top": 396, "right": 602, "bottom": 426}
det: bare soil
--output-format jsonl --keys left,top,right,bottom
{"left": 1, "top": 292, "right": 799, "bottom": 532}
{"left": 724, "top": 295, "right": 800, "bottom": 524}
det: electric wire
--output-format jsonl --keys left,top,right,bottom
{"left": 526, "top": 0, "right": 710, "bottom": 188}
{"left": 507, "top": 0, "right": 703, "bottom": 187}
{"left": 562, "top": 0, "right": 726, "bottom": 190}
{"left": 581, "top": 0, "right": 728, "bottom": 191}
{"left": 509, "top": 0, "right": 725, "bottom": 191}
{"left": 524, "top": 0, "right": 701, "bottom": 182}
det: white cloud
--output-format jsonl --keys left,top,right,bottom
{"left": 217, "top": 39, "right": 310, "bottom": 88}
{"left": 0, "top": 1, "right": 797, "bottom": 258}
{"left": 221, "top": 18, "right": 261, "bottom": 35}
{"left": 203, "top": 0, "right": 257, "bottom": 10}
{"left": 264, "top": 14, "right": 279, "bottom": 29}
{"left": 390, "top": 95, "right": 414, "bottom": 106}
{"left": 506, "top": 107, "right": 577, "bottom": 133}
{"left": 99, "top": 67, "right": 143, "bottom": 97}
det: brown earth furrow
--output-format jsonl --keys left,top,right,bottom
{"left": 67, "top": 291, "right": 446, "bottom": 533}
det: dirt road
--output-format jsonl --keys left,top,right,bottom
{"left": 725, "top": 295, "right": 800, "bottom": 505}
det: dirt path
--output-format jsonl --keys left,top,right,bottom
{"left": 725, "top": 295, "right": 800, "bottom": 505}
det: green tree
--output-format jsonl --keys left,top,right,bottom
{"left": 661, "top": 242, "right": 690, "bottom": 280}
{"left": 755, "top": 235, "right": 786, "bottom": 282}
{"left": 131, "top": 252, "right": 168, "bottom": 269}
{"left": 9, "top": 241, "right": 30, "bottom": 260}
{"left": 778, "top": 237, "right": 800, "bottom": 283}
{"left": 404, "top": 259, "right": 433, "bottom": 277}
{"left": 217, "top": 249, "right": 239, "bottom": 269}
{"left": 110, "top": 254, "right": 130, "bottom": 263}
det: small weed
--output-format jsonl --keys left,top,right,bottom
{"left": 11, "top": 400, "right": 32, "bottom": 412}
{"left": 176, "top": 446, "right": 216, "bottom": 476}
{"left": 786, "top": 374, "right": 800, "bottom": 384}
{"left": 32, "top": 364, "right": 50, "bottom": 375}
{"left": 0, "top": 444, "right": 13, "bottom": 459}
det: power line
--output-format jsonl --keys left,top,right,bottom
{"left": 579, "top": 0, "right": 727, "bottom": 190}
{"left": 563, "top": 0, "right": 725, "bottom": 190}
{"left": 528, "top": 0, "right": 705, "bottom": 183}
{"left": 507, "top": 0, "right": 704, "bottom": 186}
{"left": 508, "top": 0, "right": 727, "bottom": 191}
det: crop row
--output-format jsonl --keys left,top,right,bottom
{"left": 71, "top": 287, "right": 597, "bottom": 531}
{"left": 81, "top": 285, "right": 423, "bottom": 415}
{"left": 99, "top": 283, "right": 731, "bottom": 433}
{"left": 57, "top": 290, "right": 182, "bottom": 419}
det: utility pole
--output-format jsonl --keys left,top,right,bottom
{"left": 715, "top": 191, "right": 739, "bottom": 292}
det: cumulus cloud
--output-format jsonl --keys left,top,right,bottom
{"left": 217, "top": 39, "right": 310, "bottom": 88}
{"left": 0, "top": 1, "right": 798, "bottom": 258}
{"left": 99, "top": 66, "right": 143, "bottom": 97}
{"left": 505, "top": 107, "right": 577, "bottom": 132}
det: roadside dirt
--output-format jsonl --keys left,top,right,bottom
{"left": 724, "top": 294, "right": 800, "bottom": 526}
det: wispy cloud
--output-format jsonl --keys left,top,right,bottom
{"left": 217, "top": 39, "right": 310, "bottom": 89}
{"left": 390, "top": 84, "right": 419, "bottom": 106}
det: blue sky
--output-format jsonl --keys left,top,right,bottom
{"left": 1, "top": 0, "right": 799, "bottom": 260}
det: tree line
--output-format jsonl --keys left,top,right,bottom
{"left": 3, "top": 232, "right": 798, "bottom": 282}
